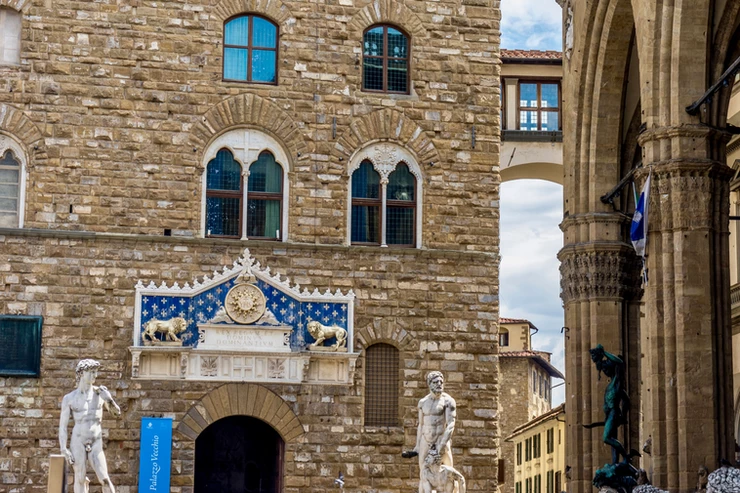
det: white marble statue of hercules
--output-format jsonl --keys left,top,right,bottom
{"left": 59, "top": 359, "right": 121, "bottom": 493}
{"left": 413, "top": 371, "right": 459, "bottom": 493}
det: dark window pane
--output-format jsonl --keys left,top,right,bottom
{"left": 363, "top": 27, "right": 384, "bottom": 56}
{"left": 542, "top": 111, "right": 559, "bottom": 131}
{"left": 520, "top": 83, "right": 538, "bottom": 108}
{"left": 224, "top": 47, "right": 248, "bottom": 80}
{"left": 387, "top": 164, "right": 414, "bottom": 201}
{"left": 0, "top": 150, "right": 19, "bottom": 167}
{"left": 247, "top": 199, "right": 280, "bottom": 239}
{"left": 206, "top": 197, "right": 240, "bottom": 237}
{"left": 224, "top": 17, "right": 249, "bottom": 46}
{"left": 248, "top": 152, "right": 282, "bottom": 193}
{"left": 387, "top": 28, "right": 407, "bottom": 59}
{"left": 363, "top": 57, "right": 383, "bottom": 91}
{"left": 520, "top": 110, "right": 539, "bottom": 131}
{"left": 387, "top": 59, "right": 408, "bottom": 93}
{"left": 207, "top": 149, "right": 242, "bottom": 191}
{"left": 386, "top": 206, "right": 414, "bottom": 245}
{"left": 541, "top": 83, "right": 559, "bottom": 108}
{"left": 351, "top": 161, "right": 380, "bottom": 199}
{"left": 252, "top": 17, "right": 277, "bottom": 48}
{"left": 251, "top": 49, "right": 276, "bottom": 82}
{"left": 351, "top": 205, "right": 380, "bottom": 243}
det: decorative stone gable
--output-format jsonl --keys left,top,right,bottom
{"left": 129, "top": 249, "right": 358, "bottom": 384}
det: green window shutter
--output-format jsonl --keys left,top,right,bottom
{"left": 0, "top": 315, "right": 43, "bottom": 377}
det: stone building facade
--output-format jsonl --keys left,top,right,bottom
{"left": 0, "top": 0, "right": 502, "bottom": 492}
{"left": 498, "top": 319, "right": 563, "bottom": 493}
{"left": 560, "top": 0, "right": 740, "bottom": 492}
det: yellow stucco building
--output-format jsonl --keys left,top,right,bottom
{"left": 507, "top": 404, "right": 566, "bottom": 493}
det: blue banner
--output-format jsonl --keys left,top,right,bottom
{"left": 138, "top": 417, "right": 172, "bottom": 493}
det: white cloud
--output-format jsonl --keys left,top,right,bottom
{"left": 501, "top": 0, "right": 563, "bottom": 51}
{"left": 500, "top": 179, "right": 566, "bottom": 405}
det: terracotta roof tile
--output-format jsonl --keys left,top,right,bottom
{"left": 499, "top": 317, "right": 531, "bottom": 324}
{"left": 506, "top": 403, "right": 566, "bottom": 440}
{"left": 501, "top": 49, "right": 563, "bottom": 61}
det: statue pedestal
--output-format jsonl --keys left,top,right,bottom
{"left": 47, "top": 454, "right": 66, "bottom": 493}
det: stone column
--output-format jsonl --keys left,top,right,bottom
{"left": 559, "top": 213, "right": 642, "bottom": 493}
{"left": 637, "top": 127, "right": 735, "bottom": 491}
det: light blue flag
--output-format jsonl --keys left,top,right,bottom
{"left": 630, "top": 173, "right": 651, "bottom": 258}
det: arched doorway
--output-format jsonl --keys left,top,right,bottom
{"left": 195, "top": 415, "right": 284, "bottom": 493}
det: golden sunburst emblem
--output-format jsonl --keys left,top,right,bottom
{"left": 225, "top": 283, "right": 266, "bottom": 324}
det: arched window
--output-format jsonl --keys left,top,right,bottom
{"left": 0, "top": 8, "right": 21, "bottom": 66}
{"left": 224, "top": 15, "right": 278, "bottom": 84}
{"left": 351, "top": 161, "right": 381, "bottom": 244}
{"left": 363, "top": 25, "right": 410, "bottom": 94}
{"left": 0, "top": 150, "right": 21, "bottom": 228}
{"left": 206, "top": 149, "right": 243, "bottom": 238}
{"left": 386, "top": 164, "right": 415, "bottom": 246}
{"left": 202, "top": 129, "right": 290, "bottom": 240}
{"left": 247, "top": 151, "right": 282, "bottom": 240}
{"left": 364, "top": 343, "right": 399, "bottom": 427}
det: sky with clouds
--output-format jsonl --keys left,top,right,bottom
{"left": 499, "top": 0, "right": 565, "bottom": 404}
{"left": 501, "top": 0, "right": 563, "bottom": 51}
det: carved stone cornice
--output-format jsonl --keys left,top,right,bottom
{"left": 558, "top": 243, "right": 642, "bottom": 303}
{"left": 559, "top": 211, "right": 630, "bottom": 232}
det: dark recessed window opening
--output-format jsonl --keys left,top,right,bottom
{"left": 363, "top": 25, "right": 410, "bottom": 94}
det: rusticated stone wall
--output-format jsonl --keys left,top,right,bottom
{"left": 0, "top": 0, "right": 500, "bottom": 251}
{"left": 0, "top": 235, "right": 500, "bottom": 492}
{"left": 0, "top": 0, "right": 502, "bottom": 491}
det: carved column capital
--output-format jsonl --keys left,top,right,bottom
{"left": 559, "top": 245, "right": 642, "bottom": 303}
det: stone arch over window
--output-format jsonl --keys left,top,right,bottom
{"left": 347, "top": 142, "right": 422, "bottom": 247}
{"left": 201, "top": 128, "right": 291, "bottom": 241}
{"left": 211, "top": 0, "right": 294, "bottom": 27}
{"left": 333, "top": 109, "right": 440, "bottom": 168}
{"left": 0, "top": 0, "right": 30, "bottom": 12}
{"left": 348, "top": 0, "right": 426, "bottom": 40}
{"left": 355, "top": 322, "right": 415, "bottom": 352}
{"left": 176, "top": 383, "right": 305, "bottom": 443}
{"left": 191, "top": 94, "right": 309, "bottom": 170}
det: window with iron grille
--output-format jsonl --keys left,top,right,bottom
{"left": 206, "top": 149, "right": 285, "bottom": 240}
{"left": 247, "top": 151, "right": 283, "bottom": 240}
{"left": 518, "top": 81, "right": 561, "bottom": 131}
{"left": 0, "top": 149, "right": 21, "bottom": 228}
{"left": 206, "top": 149, "right": 243, "bottom": 238}
{"left": 0, "top": 315, "right": 42, "bottom": 377}
{"left": 364, "top": 343, "right": 399, "bottom": 427}
{"left": 499, "top": 329, "right": 509, "bottom": 347}
{"left": 362, "top": 25, "right": 410, "bottom": 94}
{"left": 223, "top": 15, "right": 278, "bottom": 84}
{"left": 351, "top": 161, "right": 416, "bottom": 247}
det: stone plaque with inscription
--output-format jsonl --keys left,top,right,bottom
{"left": 197, "top": 324, "right": 292, "bottom": 353}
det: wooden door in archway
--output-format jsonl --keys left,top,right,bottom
{"left": 195, "top": 415, "right": 284, "bottom": 493}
